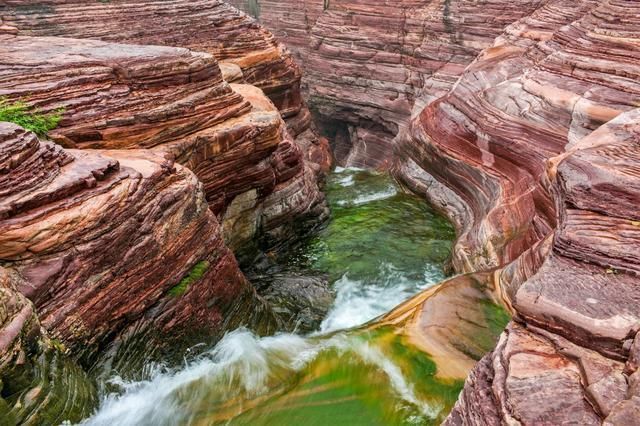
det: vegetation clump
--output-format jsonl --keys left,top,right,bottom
{"left": 0, "top": 97, "right": 64, "bottom": 137}
{"left": 168, "top": 260, "right": 210, "bottom": 296}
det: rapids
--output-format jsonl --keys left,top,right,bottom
{"left": 84, "top": 168, "right": 469, "bottom": 425}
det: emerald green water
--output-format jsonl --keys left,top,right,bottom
{"left": 85, "top": 169, "right": 501, "bottom": 426}
{"left": 286, "top": 168, "right": 453, "bottom": 283}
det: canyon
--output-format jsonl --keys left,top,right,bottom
{"left": 1, "top": 0, "right": 639, "bottom": 425}
{"left": 231, "top": 1, "right": 640, "bottom": 423}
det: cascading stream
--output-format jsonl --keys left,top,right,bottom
{"left": 84, "top": 168, "right": 461, "bottom": 425}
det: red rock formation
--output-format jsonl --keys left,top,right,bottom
{"left": 446, "top": 108, "right": 640, "bottom": 424}
{"left": 231, "top": 0, "right": 640, "bottom": 422}
{"left": 0, "top": 33, "right": 328, "bottom": 254}
{"left": 398, "top": 0, "right": 636, "bottom": 271}
{"left": 1, "top": 1, "right": 297, "bottom": 114}
{"left": 392, "top": 0, "right": 640, "bottom": 423}
{"left": 0, "top": 121, "right": 277, "bottom": 363}
{"left": 0, "top": 267, "right": 97, "bottom": 423}
{"left": 0, "top": 0, "right": 325, "bottom": 392}
{"left": 0, "top": 0, "right": 331, "bottom": 171}
{"left": 3, "top": 1, "right": 639, "bottom": 424}
{"left": 229, "top": 0, "right": 549, "bottom": 168}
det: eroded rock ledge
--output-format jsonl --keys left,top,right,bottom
{"left": 0, "top": 0, "right": 332, "bottom": 173}
{"left": 0, "top": 121, "right": 277, "bottom": 362}
{"left": 1, "top": 0, "right": 334, "bottom": 258}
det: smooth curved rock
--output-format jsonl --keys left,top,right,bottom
{"left": 396, "top": 1, "right": 640, "bottom": 423}
{"left": 378, "top": 271, "right": 510, "bottom": 381}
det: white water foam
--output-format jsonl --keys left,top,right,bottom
{"left": 85, "top": 169, "right": 447, "bottom": 425}
{"left": 85, "top": 328, "right": 442, "bottom": 425}
{"left": 84, "top": 330, "right": 320, "bottom": 426}
{"left": 320, "top": 262, "right": 442, "bottom": 333}
{"left": 336, "top": 186, "right": 397, "bottom": 206}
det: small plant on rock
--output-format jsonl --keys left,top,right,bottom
{"left": 0, "top": 97, "right": 64, "bottom": 137}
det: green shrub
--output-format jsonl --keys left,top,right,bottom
{"left": 0, "top": 97, "right": 64, "bottom": 137}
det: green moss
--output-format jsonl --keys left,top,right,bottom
{"left": 227, "top": 328, "right": 465, "bottom": 425}
{"left": 0, "top": 97, "right": 64, "bottom": 137}
{"left": 481, "top": 300, "right": 511, "bottom": 337}
{"left": 168, "top": 260, "right": 210, "bottom": 296}
{"left": 50, "top": 339, "right": 68, "bottom": 354}
{"left": 451, "top": 299, "right": 511, "bottom": 359}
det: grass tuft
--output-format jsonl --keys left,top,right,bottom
{"left": 0, "top": 97, "right": 64, "bottom": 137}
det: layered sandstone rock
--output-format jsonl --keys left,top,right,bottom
{"left": 391, "top": 0, "right": 640, "bottom": 423}
{"left": 0, "top": 0, "right": 333, "bottom": 169}
{"left": 379, "top": 271, "right": 509, "bottom": 381}
{"left": 0, "top": 122, "right": 277, "bottom": 365}
{"left": 0, "top": 33, "right": 328, "bottom": 255}
{"left": 230, "top": 0, "right": 549, "bottom": 168}
{"left": 447, "top": 108, "right": 640, "bottom": 424}
{"left": 398, "top": 0, "right": 637, "bottom": 271}
{"left": 1, "top": 0, "right": 299, "bottom": 116}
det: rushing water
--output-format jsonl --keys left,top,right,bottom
{"left": 85, "top": 168, "right": 460, "bottom": 425}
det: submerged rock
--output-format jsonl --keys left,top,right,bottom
{"left": 253, "top": 274, "right": 334, "bottom": 333}
{"left": 235, "top": 0, "right": 640, "bottom": 423}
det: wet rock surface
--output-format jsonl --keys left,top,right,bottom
{"left": 252, "top": 273, "right": 334, "bottom": 333}
{"left": 0, "top": 267, "right": 97, "bottom": 424}
{"left": 2, "top": 0, "right": 640, "bottom": 424}
{"left": 236, "top": 1, "right": 640, "bottom": 423}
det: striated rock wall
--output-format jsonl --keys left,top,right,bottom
{"left": 0, "top": 33, "right": 328, "bottom": 257}
{"left": 447, "top": 109, "right": 640, "bottom": 424}
{"left": 230, "top": 0, "right": 640, "bottom": 422}
{"left": 392, "top": 0, "right": 640, "bottom": 423}
{"left": 0, "top": 121, "right": 277, "bottom": 365}
{"left": 1, "top": 0, "right": 333, "bottom": 256}
{"left": 229, "top": 0, "right": 548, "bottom": 168}
{"left": 0, "top": 0, "right": 333, "bottom": 171}
{"left": 0, "top": 267, "right": 97, "bottom": 424}
{"left": 1, "top": 0, "right": 301, "bottom": 117}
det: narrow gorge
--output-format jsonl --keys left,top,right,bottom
{"left": 0, "top": 1, "right": 639, "bottom": 425}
